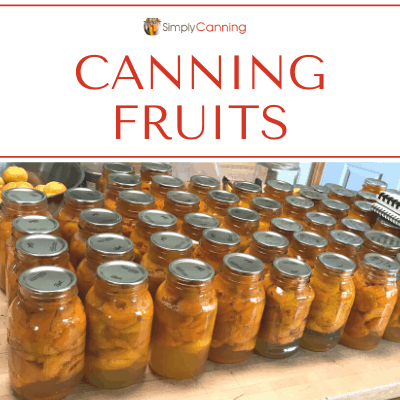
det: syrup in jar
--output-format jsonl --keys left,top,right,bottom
{"left": 360, "top": 178, "right": 388, "bottom": 195}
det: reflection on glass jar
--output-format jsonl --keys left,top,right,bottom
{"left": 373, "top": 217, "right": 400, "bottom": 237}
{"left": 204, "top": 190, "right": 239, "bottom": 224}
{"left": 98, "top": 163, "right": 135, "bottom": 193}
{"left": 250, "top": 197, "right": 282, "bottom": 231}
{"left": 104, "top": 173, "right": 142, "bottom": 210}
{"left": 328, "top": 187, "right": 357, "bottom": 206}
{"left": 270, "top": 217, "right": 303, "bottom": 243}
{"left": 360, "top": 178, "right": 388, "bottom": 195}
{"left": 319, "top": 198, "right": 350, "bottom": 222}
{"left": 359, "top": 230, "right": 400, "bottom": 261}
{"left": 303, "top": 211, "right": 336, "bottom": 239}
{"left": 180, "top": 213, "right": 219, "bottom": 249}
{"left": 348, "top": 200, "right": 376, "bottom": 226}
{"left": 163, "top": 191, "right": 200, "bottom": 230}
{"left": 338, "top": 218, "right": 370, "bottom": 236}
{"left": 282, "top": 195, "right": 314, "bottom": 224}
{"left": 150, "top": 175, "right": 184, "bottom": 209}
{"left": 231, "top": 181, "right": 262, "bottom": 208}
{"left": 140, "top": 162, "right": 172, "bottom": 193}
{"left": 188, "top": 175, "right": 220, "bottom": 212}
{"left": 327, "top": 230, "right": 363, "bottom": 264}
{"left": 264, "top": 180, "right": 294, "bottom": 203}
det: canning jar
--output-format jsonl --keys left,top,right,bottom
{"left": 141, "top": 232, "right": 193, "bottom": 296}
{"left": 209, "top": 253, "right": 265, "bottom": 363}
{"left": 8, "top": 266, "right": 86, "bottom": 400}
{"left": 338, "top": 218, "right": 370, "bottom": 236}
{"left": 348, "top": 200, "right": 376, "bottom": 226}
{"left": 163, "top": 191, "right": 200, "bottom": 230}
{"left": 299, "top": 188, "right": 327, "bottom": 208}
{"left": 55, "top": 188, "right": 104, "bottom": 245}
{"left": 231, "top": 181, "right": 262, "bottom": 207}
{"left": 149, "top": 259, "right": 217, "bottom": 379}
{"left": 312, "top": 184, "right": 331, "bottom": 196}
{"left": 85, "top": 261, "right": 153, "bottom": 389}
{"left": 328, "top": 187, "right": 357, "bottom": 206}
{"left": 300, "top": 253, "right": 356, "bottom": 351}
{"left": 255, "top": 257, "right": 314, "bottom": 358}
{"left": 221, "top": 207, "right": 260, "bottom": 251}
{"left": 384, "top": 253, "right": 400, "bottom": 342}
{"left": 98, "top": 163, "right": 135, "bottom": 192}
{"left": 356, "top": 191, "right": 377, "bottom": 203}
{"left": 360, "top": 178, "right": 388, "bottom": 195}
{"left": 264, "top": 180, "right": 293, "bottom": 203}
{"left": 180, "top": 213, "right": 219, "bottom": 249}
{"left": 140, "top": 162, "right": 172, "bottom": 192}
{"left": 104, "top": 173, "right": 142, "bottom": 210}
{"left": 204, "top": 190, "right": 239, "bottom": 223}
{"left": 150, "top": 175, "right": 184, "bottom": 209}
{"left": 187, "top": 175, "right": 220, "bottom": 212}
{"left": 327, "top": 230, "right": 363, "bottom": 263}
{"left": 70, "top": 208, "right": 123, "bottom": 269}
{"left": 250, "top": 197, "right": 282, "bottom": 231}
{"left": 76, "top": 233, "right": 134, "bottom": 299}
{"left": 115, "top": 190, "right": 156, "bottom": 238}
{"left": 129, "top": 209, "right": 177, "bottom": 263}
{"left": 319, "top": 198, "right": 350, "bottom": 221}
{"left": 340, "top": 253, "right": 399, "bottom": 350}
{"left": 192, "top": 228, "right": 241, "bottom": 272}
{"left": 373, "top": 217, "right": 400, "bottom": 237}
{"left": 282, "top": 196, "right": 314, "bottom": 223}
{"left": 270, "top": 217, "right": 303, "bottom": 242}
{"left": 359, "top": 230, "right": 400, "bottom": 261}
{"left": 0, "top": 188, "right": 49, "bottom": 291}
{"left": 304, "top": 211, "right": 336, "bottom": 238}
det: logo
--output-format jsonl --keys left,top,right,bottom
{"left": 144, "top": 18, "right": 161, "bottom": 36}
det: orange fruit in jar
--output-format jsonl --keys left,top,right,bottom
{"left": 0, "top": 178, "right": 4, "bottom": 190}
{"left": 35, "top": 184, "right": 46, "bottom": 191}
{"left": 3, "top": 166, "right": 28, "bottom": 183}
{"left": 43, "top": 181, "right": 67, "bottom": 196}
{"left": 2, "top": 182, "right": 33, "bottom": 191}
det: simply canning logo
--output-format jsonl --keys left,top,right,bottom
{"left": 144, "top": 18, "right": 162, "bottom": 36}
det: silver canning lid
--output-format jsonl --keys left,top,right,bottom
{"left": 119, "top": 190, "right": 155, "bottom": 205}
{"left": 330, "top": 230, "right": 363, "bottom": 247}
{"left": 251, "top": 197, "right": 282, "bottom": 211}
{"left": 377, "top": 217, "right": 400, "bottom": 229}
{"left": 19, "top": 266, "right": 76, "bottom": 293}
{"left": 363, "top": 253, "right": 400, "bottom": 272}
{"left": 97, "top": 261, "right": 147, "bottom": 286}
{"left": 357, "top": 191, "right": 377, "bottom": 201}
{"left": 80, "top": 208, "right": 123, "bottom": 227}
{"left": 227, "top": 207, "right": 260, "bottom": 222}
{"left": 365, "top": 178, "right": 388, "bottom": 188}
{"left": 150, "top": 232, "right": 193, "bottom": 251}
{"left": 184, "top": 213, "right": 220, "bottom": 229}
{"left": 103, "top": 163, "right": 134, "bottom": 174}
{"left": 152, "top": 175, "right": 184, "bottom": 188}
{"left": 271, "top": 217, "right": 303, "bottom": 232}
{"left": 305, "top": 212, "right": 336, "bottom": 227}
{"left": 364, "top": 230, "right": 400, "bottom": 250}
{"left": 190, "top": 175, "right": 220, "bottom": 188}
{"left": 13, "top": 216, "right": 59, "bottom": 235}
{"left": 299, "top": 188, "right": 326, "bottom": 201}
{"left": 321, "top": 198, "right": 350, "bottom": 211}
{"left": 108, "top": 173, "right": 141, "bottom": 188}
{"left": 285, "top": 195, "right": 314, "bottom": 209}
{"left": 2, "top": 188, "right": 47, "bottom": 206}
{"left": 202, "top": 228, "right": 241, "bottom": 246}
{"left": 223, "top": 253, "right": 264, "bottom": 274}
{"left": 16, "top": 234, "right": 68, "bottom": 257}
{"left": 293, "top": 231, "right": 328, "bottom": 248}
{"left": 318, "top": 252, "right": 356, "bottom": 272}
{"left": 141, "top": 162, "right": 171, "bottom": 173}
{"left": 325, "top": 183, "right": 343, "bottom": 191}
{"left": 312, "top": 184, "right": 331, "bottom": 195}
{"left": 266, "top": 180, "right": 293, "bottom": 192}
{"left": 169, "top": 258, "right": 214, "bottom": 282}
{"left": 253, "top": 231, "right": 289, "bottom": 249}
{"left": 341, "top": 218, "right": 370, "bottom": 232}
{"left": 208, "top": 190, "right": 239, "bottom": 204}
{"left": 65, "top": 188, "right": 103, "bottom": 203}
{"left": 87, "top": 233, "right": 134, "bottom": 255}
{"left": 273, "top": 257, "right": 312, "bottom": 278}
{"left": 166, "top": 191, "right": 200, "bottom": 205}
{"left": 331, "top": 187, "right": 357, "bottom": 198}
{"left": 138, "top": 209, "right": 177, "bottom": 227}
{"left": 233, "top": 181, "right": 262, "bottom": 193}
{"left": 387, "top": 189, "right": 400, "bottom": 196}
{"left": 354, "top": 200, "right": 373, "bottom": 212}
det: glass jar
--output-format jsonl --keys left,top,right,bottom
{"left": 327, "top": 230, "right": 364, "bottom": 263}
{"left": 304, "top": 211, "right": 336, "bottom": 238}
{"left": 250, "top": 197, "right": 282, "bottom": 231}
{"left": 204, "top": 189, "right": 239, "bottom": 223}
{"left": 270, "top": 217, "right": 303, "bottom": 242}
{"left": 359, "top": 230, "right": 400, "bottom": 261}
{"left": 300, "top": 253, "right": 356, "bottom": 351}
{"left": 180, "top": 213, "right": 220, "bottom": 249}
{"left": 141, "top": 232, "right": 193, "bottom": 297}
{"left": 384, "top": 253, "right": 400, "bottom": 342}
{"left": 70, "top": 208, "right": 123, "bottom": 269}
{"left": 373, "top": 217, "right": 400, "bottom": 237}
{"left": 231, "top": 181, "right": 262, "bottom": 207}
{"left": 255, "top": 257, "right": 314, "bottom": 358}
{"left": 98, "top": 162, "right": 135, "bottom": 192}
{"left": 348, "top": 200, "right": 376, "bottom": 226}
{"left": 208, "top": 253, "right": 265, "bottom": 363}
{"left": 312, "top": 184, "right": 331, "bottom": 196}
{"left": 188, "top": 175, "right": 221, "bottom": 212}
{"left": 264, "top": 180, "right": 294, "bottom": 203}
{"left": 340, "top": 253, "right": 399, "bottom": 350}
{"left": 0, "top": 188, "right": 49, "bottom": 291}
{"left": 8, "top": 266, "right": 86, "bottom": 400}
{"left": 319, "top": 198, "right": 350, "bottom": 221}
{"left": 328, "top": 187, "right": 357, "bottom": 206}
{"left": 192, "top": 228, "right": 241, "bottom": 272}
{"left": 360, "top": 178, "right": 388, "bottom": 195}
{"left": 149, "top": 259, "right": 217, "bottom": 379}
{"left": 140, "top": 162, "right": 172, "bottom": 192}
{"left": 85, "top": 261, "right": 153, "bottom": 389}
{"left": 282, "top": 196, "right": 315, "bottom": 223}
{"left": 338, "top": 218, "right": 370, "bottom": 236}
{"left": 76, "top": 233, "right": 134, "bottom": 299}
{"left": 299, "top": 188, "right": 327, "bottom": 208}
{"left": 150, "top": 175, "right": 185, "bottom": 209}
{"left": 55, "top": 188, "right": 104, "bottom": 246}
{"left": 129, "top": 209, "right": 177, "bottom": 263}
{"left": 104, "top": 173, "right": 142, "bottom": 210}
{"left": 115, "top": 190, "right": 156, "bottom": 238}
{"left": 356, "top": 190, "right": 377, "bottom": 203}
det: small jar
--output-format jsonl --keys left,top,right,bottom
{"left": 129, "top": 209, "right": 177, "bottom": 263}
{"left": 356, "top": 190, "right": 377, "bottom": 203}
{"left": 150, "top": 175, "right": 185, "bottom": 209}
{"left": 373, "top": 217, "right": 400, "bottom": 237}
{"left": 188, "top": 175, "right": 221, "bottom": 212}
{"left": 264, "top": 180, "right": 294, "bottom": 203}
{"left": 340, "top": 253, "right": 399, "bottom": 350}
{"left": 204, "top": 190, "right": 239, "bottom": 223}
{"left": 282, "top": 196, "right": 314, "bottom": 223}
{"left": 115, "top": 190, "right": 156, "bottom": 238}
{"left": 384, "top": 253, "right": 400, "bottom": 342}
{"left": 359, "top": 230, "right": 400, "bottom": 261}
{"left": 327, "top": 230, "right": 363, "bottom": 263}
{"left": 70, "top": 208, "right": 123, "bottom": 269}
{"left": 163, "top": 191, "right": 200, "bottom": 230}
{"left": 140, "top": 162, "right": 172, "bottom": 192}
{"left": 360, "top": 178, "right": 388, "bottom": 195}
{"left": 76, "top": 233, "right": 134, "bottom": 299}
{"left": 304, "top": 211, "right": 336, "bottom": 238}
{"left": 312, "top": 184, "right": 331, "bottom": 196}
{"left": 55, "top": 188, "right": 104, "bottom": 245}
{"left": 338, "top": 218, "right": 370, "bottom": 236}
{"left": 85, "top": 261, "right": 153, "bottom": 389}
{"left": 149, "top": 259, "right": 217, "bottom": 379}
{"left": 319, "top": 198, "right": 350, "bottom": 221}
{"left": 270, "top": 217, "right": 303, "bottom": 242}
{"left": 104, "top": 173, "right": 142, "bottom": 210}
{"left": 221, "top": 207, "right": 260, "bottom": 251}
{"left": 180, "top": 213, "right": 220, "bottom": 249}
{"left": 328, "top": 187, "right": 357, "bottom": 206}
{"left": 8, "top": 266, "right": 86, "bottom": 400}
{"left": 299, "top": 188, "right": 327, "bottom": 208}
{"left": 255, "top": 257, "right": 314, "bottom": 359}
{"left": 250, "top": 197, "right": 282, "bottom": 231}
{"left": 141, "top": 232, "right": 193, "bottom": 296}
{"left": 192, "top": 228, "right": 241, "bottom": 272}
{"left": 348, "top": 200, "right": 376, "bottom": 226}
{"left": 98, "top": 163, "right": 135, "bottom": 192}
{"left": 300, "top": 253, "right": 356, "bottom": 351}
{"left": 231, "top": 181, "right": 262, "bottom": 207}
{"left": 209, "top": 253, "right": 265, "bottom": 364}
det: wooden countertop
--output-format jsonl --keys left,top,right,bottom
{"left": 1, "top": 290, "right": 400, "bottom": 400}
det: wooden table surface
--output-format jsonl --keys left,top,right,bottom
{"left": 1, "top": 290, "right": 400, "bottom": 400}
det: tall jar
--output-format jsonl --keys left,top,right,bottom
{"left": 115, "top": 190, "right": 156, "bottom": 238}
{"left": 209, "top": 253, "right": 265, "bottom": 363}
{"left": 360, "top": 178, "right": 388, "bottom": 195}
{"left": 150, "top": 175, "right": 184, "bottom": 209}
{"left": 328, "top": 187, "right": 357, "bottom": 206}
{"left": 270, "top": 217, "right": 303, "bottom": 243}
{"left": 0, "top": 188, "right": 49, "bottom": 291}
{"left": 97, "top": 163, "right": 135, "bottom": 193}
{"left": 221, "top": 207, "right": 260, "bottom": 251}
{"left": 141, "top": 232, "right": 193, "bottom": 296}
{"left": 187, "top": 175, "right": 220, "bottom": 212}
{"left": 338, "top": 218, "right": 370, "bottom": 236}
{"left": 373, "top": 217, "right": 400, "bottom": 237}
{"left": 300, "top": 253, "right": 356, "bottom": 351}
{"left": 384, "top": 253, "right": 400, "bottom": 342}
{"left": 140, "top": 162, "right": 172, "bottom": 192}
{"left": 250, "top": 197, "right": 282, "bottom": 231}
{"left": 149, "top": 259, "right": 217, "bottom": 379}
{"left": 85, "top": 261, "right": 153, "bottom": 389}
{"left": 163, "top": 191, "right": 200, "bottom": 230}
{"left": 76, "top": 233, "right": 134, "bottom": 299}
{"left": 298, "top": 188, "right": 327, "bottom": 208}
{"left": 180, "top": 213, "right": 220, "bottom": 249}
{"left": 312, "top": 184, "right": 331, "bottom": 196}
{"left": 204, "top": 190, "right": 239, "bottom": 223}
{"left": 282, "top": 196, "right": 315, "bottom": 223}
{"left": 359, "top": 230, "right": 400, "bottom": 261}
{"left": 348, "top": 200, "right": 376, "bottom": 226}
{"left": 356, "top": 191, "right": 377, "bottom": 203}
{"left": 55, "top": 188, "right": 104, "bottom": 245}
{"left": 231, "top": 181, "right": 262, "bottom": 207}
{"left": 192, "top": 228, "right": 241, "bottom": 272}
{"left": 303, "top": 211, "right": 336, "bottom": 238}
{"left": 264, "top": 180, "right": 293, "bottom": 203}
{"left": 8, "top": 266, "right": 86, "bottom": 400}
{"left": 319, "top": 198, "right": 350, "bottom": 221}
{"left": 327, "top": 230, "right": 363, "bottom": 263}
{"left": 340, "top": 253, "right": 399, "bottom": 350}
{"left": 255, "top": 257, "right": 314, "bottom": 358}
{"left": 129, "top": 209, "right": 177, "bottom": 263}
{"left": 104, "top": 173, "right": 142, "bottom": 210}
{"left": 69, "top": 208, "right": 123, "bottom": 269}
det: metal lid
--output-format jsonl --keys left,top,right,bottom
{"left": 273, "top": 257, "right": 312, "bottom": 278}
{"left": 312, "top": 184, "right": 331, "bottom": 195}
{"left": 184, "top": 213, "right": 220, "bottom": 229}
{"left": 364, "top": 230, "right": 400, "bottom": 250}
{"left": 285, "top": 195, "right": 314, "bottom": 209}
{"left": 293, "top": 231, "right": 328, "bottom": 248}
{"left": 97, "top": 260, "right": 147, "bottom": 285}
{"left": 325, "top": 183, "right": 343, "bottom": 191}
{"left": 362, "top": 253, "right": 400, "bottom": 272}
{"left": 19, "top": 266, "right": 76, "bottom": 293}
{"left": 331, "top": 187, "right": 357, "bottom": 198}
{"left": 152, "top": 175, "right": 184, "bottom": 188}
{"left": 387, "top": 189, "right": 400, "bottom": 196}
{"left": 318, "top": 252, "right": 356, "bottom": 272}
{"left": 271, "top": 217, "right": 303, "bottom": 232}
{"left": 119, "top": 190, "right": 155, "bottom": 205}
{"left": 321, "top": 198, "right": 350, "bottom": 211}
{"left": 2, "top": 188, "right": 47, "bottom": 205}
{"left": 357, "top": 191, "right": 377, "bottom": 201}
{"left": 208, "top": 190, "right": 239, "bottom": 204}
{"left": 330, "top": 230, "right": 363, "bottom": 247}
{"left": 227, "top": 207, "right": 260, "bottom": 222}
{"left": 141, "top": 162, "right": 171, "bottom": 173}
{"left": 365, "top": 178, "right": 388, "bottom": 188}
{"left": 377, "top": 216, "right": 400, "bottom": 229}
{"left": 138, "top": 209, "right": 177, "bottom": 227}
{"left": 150, "top": 232, "right": 193, "bottom": 251}
{"left": 299, "top": 188, "right": 326, "bottom": 201}
{"left": 223, "top": 253, "right": 264, "bottom": 274}
{"left": 354, "top": 200, "right": 373, "bottom": 212}
{"left": 108, "top": 173, "right": 141, "bottom": 188}
{"left": 87, "top": 233, "right": 134, "bottom": 255}
{"left": 80, "top": 208, "right": 123, "bottom": 227}
{"left": 251, "top": 197, "right": 282, "bottom": 211}
{"left": 190, "top": 175, "right": 220, "bottom": 188}
{"left": 253, "top": 231, "right": 289, "bottom": 249}
{"left": 12, "top": 216, "right": 59, "bottom": 235}
{"left": 65, "top": 188, "right": 103, "bottom": 203}
{"left": 305, "top": 212, "right": 336, "bottom": 227}
{"left": 341, "top": 218, "right": 370, "bottom": 232}
{"left": 103, "top": 163, "right": 134, "bottom": 174}
{"left": 202, "top": 228, "right": 241, "bottom": 245}
{"left": 16, "top": 234, "right": 68, "bottom": 257}
{"left": 166, "top": 191, "right": 200, "bottom": 205}
{"left": 233, "top": 181, "right": 262, "bottom": 193}
{"left": 169, "top": 258, "right": 214, "bottom": 282}
{"left": 266, "top": 180, "right": 293, "bottom": 192}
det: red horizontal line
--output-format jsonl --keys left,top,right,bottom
{"left": 1, "top": 4, "right": 400, "bottom": 6}
{"left": 0, "top": 156, "right": 399, "bottom": 159}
